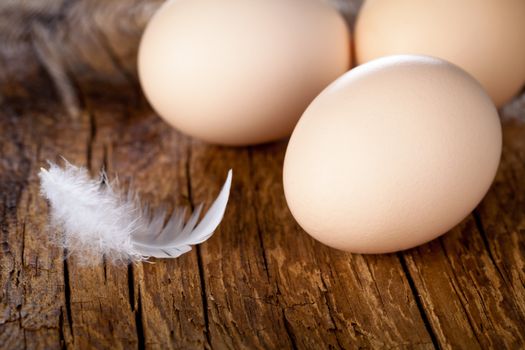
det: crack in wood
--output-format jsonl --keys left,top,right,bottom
{"left": 472, "top": 210, "right": 509, "bottom": 285}
{"left": 397, "top": 253, "right": 440, "bottom": 350}
{"left": 247, "top": 148, "right": 300, "bottom": 350}
{"left": 20, "top": 220, "right": 26, "bottom": 270}
{"left": 127, "top": 265, "right": 135, "bottom": 312}
{"left": 135, "top": 287, "right": 146, "bottom": 350}
{"left": 126, "top": 263, "right": 146, "bottom": 349}
{"left": 282, "top": 311, "right": 298, "bottom": 350}
{"left": 58, "top": 308, "right": 67, "bottom": 350}
{"left": 62, "top": 253, "right": 74, "bottom": 340}
{"left": 252, "top": 199, "right": 299, "bottom": 350}
{"left": 438, "top": 239, "right": 471, "bottom": 304}
{"left": 444, "top": 267, "right": 481, "bottom": 346}
{"left": 128, "top": 246, "right": 146, "bottom": 349}
{"left": 101, "top": 146, "right": 109, "bottom": 285}
{"left": 185, "top": 144, "right": 212, "bottom": 348}
{"left": 319, "top": 272, "right": 344, "bottom": 349}
{"left": 248, "top": 148, "right": 271, "bottom": 282}
{"left": 102, "top": 256, "right": 108, "bottom": 284}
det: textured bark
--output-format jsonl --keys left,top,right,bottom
{"left": 1, "top": 0, "right": 524, "bottom": 349}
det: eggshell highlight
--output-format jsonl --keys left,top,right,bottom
{"left": 283, "top": 55, "right": 502, "bottom": 254}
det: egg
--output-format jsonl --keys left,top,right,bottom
{"left": 138, "top": 0, "right": 350, "bottom": 146}
{"left": 354, "top": 0, "right": 525, "bottom": 107}
{"left": 283, "top": 55, "right": 502, "bottom": 254}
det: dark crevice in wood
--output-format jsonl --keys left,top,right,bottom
{"left": 472, "top": 210, "right": 508, "bottom": 284}
{"left": 135, "top": 287, "right": 146, "bottom": 350}
{"left": 247, "top": 148, "right": 298, "bottom": 349}
{"left": 20, "top": 221, "right": 26, "bottom": 268}
{"left": 397, "top": 254, "right": 439, "bottom": 350}
{"left": 451, "top": 281, "right": 482, "bottom": 344}
{"left": 436, "top": 237, "right": 484, "bottom": 347}
{"left": 319, "top": 272, "right": 344, "bottom": 349}
{"left": 252, "top": 206, "right": 271, "bottom": 280}
{"left": 437, "top": 239, "right": 470, "bottom": 302}
{"left": 59, "top": 308, "right": 67, "bottom": 350}
{"left": 363, "top": 257, "right": 386, "bottom": 309}
{"left": 247, "top": 148, "right": 270, "bottom": 281}
{"left": 185, "top": 145, "right": 211, "bottom": 348}
{"left": 62, "top": 252, "right": 74, "bottom": 340}
{"left": 128, "top": 263, "right": 145, "bottom": 349}
{"left": 102, "top": 146, "right": 109, "bottom": 284}
{"left": 282, "top": 311, "right": 298, "bottom": 350}
{"left": 103, "top": 256, "right": 108, "bottom": 284}
{"left": 127, "top": 264, "right": 135, "bottom": 312}
{"left": 194, "top": 248, "right": 212, "bottom": 348}
{"left": 473, "top": 288, "right": 496, "bottom": 330}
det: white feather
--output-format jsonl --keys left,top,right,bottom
{"left": 38, "top": 160, "right": 232, "bottom": 265}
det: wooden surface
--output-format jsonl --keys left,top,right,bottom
{"left": 1, "top": 0, "right": 525, "bottom": 349}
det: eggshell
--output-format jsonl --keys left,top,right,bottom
{"left": 138, "top": 0, "right": 350, "bottom": 146}
{"left": 355, "top": 0, "right": 525, "bottom": 107}
{"left": 283, "top": 55, "right": 502, "bottom": 254}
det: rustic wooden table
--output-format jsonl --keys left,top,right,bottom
{"left": 1, "top": 0, "right": 524, "bottom": 349}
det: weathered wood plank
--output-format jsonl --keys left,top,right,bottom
{"left": 1, "top": 0, "right": 525, "bottom": 349}
{"left": 189, "top": 144, "right": 294, "bottom": 349}
{"left": 0, "top": 44, "right": 72, "bottom": 349}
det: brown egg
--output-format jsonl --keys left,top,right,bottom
{"left": 283, "top": 55, "right": 502, "bottom": 254}
{"left": 355, "top": 0, "right": 525, "bottom": 107}
{"left": 138, "top": 0, "right": 350, "bottom": 146}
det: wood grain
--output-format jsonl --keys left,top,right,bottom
{"left": 1, "top": 0, "right": 524, "bottom": 349}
